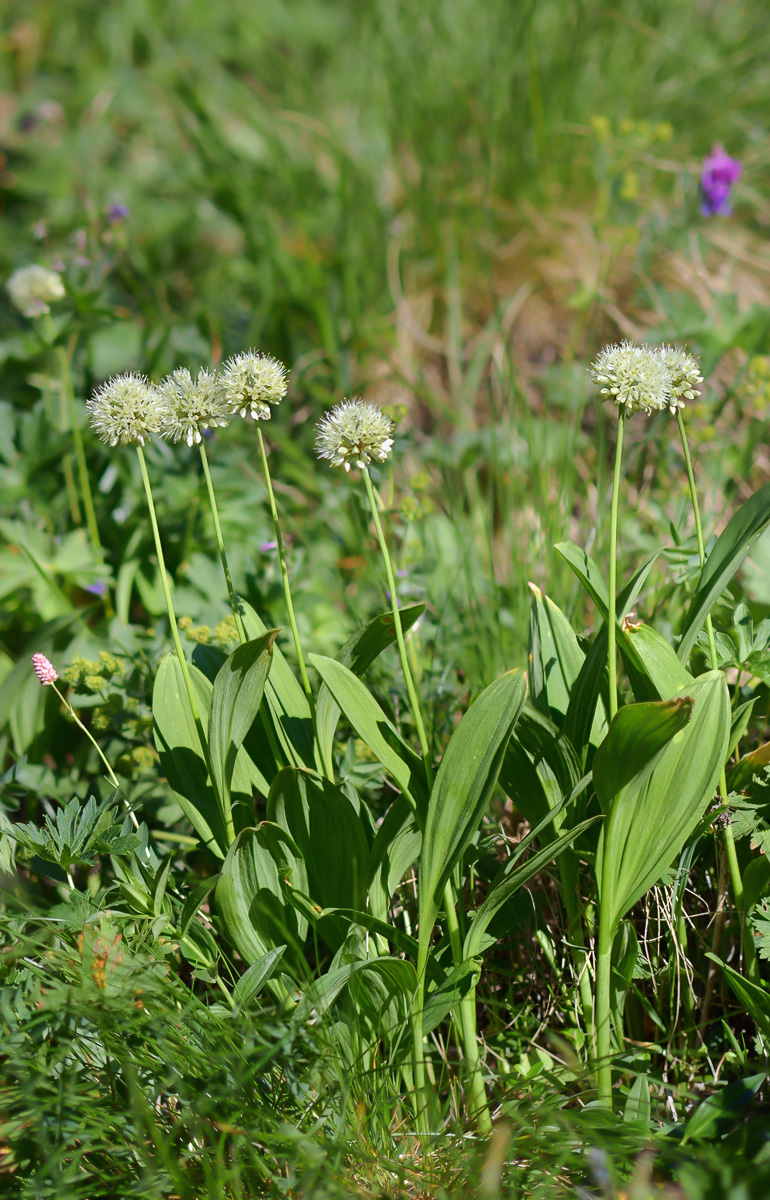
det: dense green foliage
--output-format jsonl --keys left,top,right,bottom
{"left": 3, "top": 2, "right": 770, "bottom": 1196}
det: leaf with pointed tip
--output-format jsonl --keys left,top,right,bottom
{"left": 309, "top": 653, "right": 428, "bottom": 814}
{"left": 597, "top": 671, "right": 730, "bottom": 933}
{"left": 316, "top": 603, "right": 424, "bottom": 776}
{"left": 240, "top": 599, "right": 315, "bottom": 769}
{"left": 233, "top": 946, "right": 287, "bottom": 1009}
{"left": 418, "top": 670, "right": 526, "bottom": 958}
{"left": 209, "top": 631, "right": 278, "bottom": 806}
{"left": 216, "top": 823, "right": 308, "bottom": 990}
{"left": 678, "top": 483, "right": 770, "bottom": 664}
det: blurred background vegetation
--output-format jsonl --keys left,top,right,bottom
{"left": 3, "top": 1, "right": 770, "bottom": 1196}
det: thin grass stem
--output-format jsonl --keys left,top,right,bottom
{"left": 50, "top": 681, "right": 138, "bottom": 829}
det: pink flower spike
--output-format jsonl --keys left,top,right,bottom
{"left": 32, "top": 653, "right": 58, "bottom": 686}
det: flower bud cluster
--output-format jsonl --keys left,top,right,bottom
{"left": 590, "top": 341, "right": 702, "bottom": 417}
{"left": 87, "top": 349, "right": 289, "bottom": 448}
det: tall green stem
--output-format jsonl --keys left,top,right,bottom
{"left": 607, "top": 411, "right": 625, "bottom": 721}
{"left": 136, "top": 446, "right": 232, "bottom": 844}
{"left": 594, "top": 410, "right": 626, "bottom": 1107}
{"left": 362, "top": 466, "right": 492, "bottom": 1135}
{"left": 199, "top": 442, "right": 247, "bottom": 645}
{"left": 595, "top": 853, "right": 614, "bottom": 1106}
{"left": 256, "top": 427, "right": 313, "bottom": 705}
{"left": 676, "top": 412, "right": 759, "bottom": 982}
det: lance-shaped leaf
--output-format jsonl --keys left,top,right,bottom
{"left": 208, "top": 631, "right": 278, "bottom": 807}
{"left": 268, "top": 766, "right": 369, "bottom": 920}
{"left": 153, "top": 654, "right": 228, "bottom": 857}
{"left": 367, "top": 794, "right": 422, "bottom": 922}
{"left": 678, "top": 483, "right": 770, "bottom": 664}
{"left": 418, "top": 669, "right": 526, "bottom": 955}
{"left": 596, "top": 671, "right": 730, "bottom": 933}
{"left": 216, "top": 822, "right": 308, "bottom": 991}
{"left": 309, "top": 653, "right": 428, "bottom": 814}
{"left": 623, "top": 623, "right": 693, "bottom": 701}
{"left": 315, "top": 603, "right": 424, "bottom": 777}
{"left": 240, "top": 599, "right": 315, "bottom": 769}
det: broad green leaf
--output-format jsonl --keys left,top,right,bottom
{"left": 309, "top": 654, "right": 428, "bottom": 814}
{"left": 593, "top": 697, "right": 694, "bottom": 812}
{"left": 555, "top": 543, "right": 659, "bottom": 624}
{"left": 681, "top": 1067, "right": 765, "bottom": 1145}
{"left": 153, "top": 654, "right": 228, "bottom": 857}
{"left": 367, "top": 794, "right": 422, "bottom": 922}
{"left": 268, "top": 767, "right": 369, "bottom": 915}
{"left": 623, "top": 1075, "right": 651, "bottom": 1125}
{"left": 463, "top": 815, "right": 600, "bottom": 959}
{"left": 528, "top": 584, "right": 585, "bottom": 720}
{"left": 597, "top": 671, "right": 730, "bottom": 932}
{"left": 727, "top": 740, "right": 770, "bottom": 792}
{"left": 216, "top": 822, "right": 308, "bottom": 988}
{"left": 316, "top": 603, "right": 425, "bottom": 777}
{"left": 728, "top": 697, "right": 758, "bottom": 759}
{"left": 240, "top": 599, "right": 314, "bottom": 769}
{"left": 709, "top": 953, "right": 770, "bottom": 1043}
{"left": 623, "top": 623, "right": 693, "bottom": 701}
{"left": 233, "top": 946, "right": 287, "bottom": 1009}
{"left": 208, "top": 631, "right": 277, "bottom": 808}
{"left": 678, "top": 482, "right": 770, "bottom": 664}
{"left": 296, "top": 956, "right": 411, "bottom": 1021}
{"left": 418, "top": 670, "right": 526, "bottom": 954}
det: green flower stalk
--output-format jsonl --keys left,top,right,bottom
{"left": 156, "top": 367, "right": 246, "bottom": 644}
{"left": 220, "top": 351, "right": 312, "bottom": 700}
{"left": 316, "top": 398, "right": 492, "bottom": 1135}
{"left": 589, "top": 342, "right": 672, "bottom": 1107}
{"left": 88, "top": 374, "right": 232, "bottom": 842}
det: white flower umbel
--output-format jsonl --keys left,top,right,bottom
{"left": 157, "top": 367, "right": 231, "bottom": 446}
{"left": 590, "top": 341, "right": 671, "bottom": 417}
{"left": 656, "top": 345, "right": 703, "bottom": 414}
{"left": 7, "top": 264, "right": 65, "bottom": 318}
{"left": 87, "top": 373, "right": 163, "bottom": 447}
{"left": 218, "top": 350, "right": 288, "bottom": 420}
{"left": 315, "top": 399, "right": 394, "bottom": 472}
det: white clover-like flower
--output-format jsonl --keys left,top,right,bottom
{"left": 218, "top": 350, "right": 288, "bottom": 421}
{"left": 7, "top": 264, "right": 65, "bottom": 318}
{"left": 156, "top": 367, "right": 231, "bottom": 446}
{"left": 315, "top": 399, "right": 394, "bottom": 472}
{"left": 590, "top": 341, "right": 672, "bottom": 417}
{"left": 87, "top": 373, "right": 163, "bottom": 447}
{"left": 656, "top": 344, "right": 703, "bottom": 414}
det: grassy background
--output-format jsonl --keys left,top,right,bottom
{"left": 3, "top": 1, "right": 770, "bottom": 1196}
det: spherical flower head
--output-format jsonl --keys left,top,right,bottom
{"left": 32, "top": 652, "right": 58, "bottom": 686}
{"left": 315, "top": 399, "right": 394, "bottom": 472}
{"left": 218, "top": 350, "right": 288, "bottom": 421}
{"left": 87, "top": 373, "right": 163, "bottom": 447}
{"left": 157, "top": 367, "right": 231, "bottom": 446}
{"left": 656, "top": 345, "right": 703, "bottom": 414}
{"left": 590, "top": 341, "right": 671, "bottom": 417}
{"left": 7, "top": 264, "right": 65, "bottom": 318}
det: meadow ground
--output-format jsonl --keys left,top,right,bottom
{"left": 2, "top": 2, "right": 770, "bottom": 1196}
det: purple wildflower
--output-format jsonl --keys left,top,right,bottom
{"left": 700, "top": 146, "right": 741, "bottom": 217}
{"left": 259, "top": 540, "right": 277, "bottom": 553}
{"left": 107, "top": 203, "right": 129, "bottom": 225}
{"left": 84, "top": 580, "right": 107, "bottom": 596}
